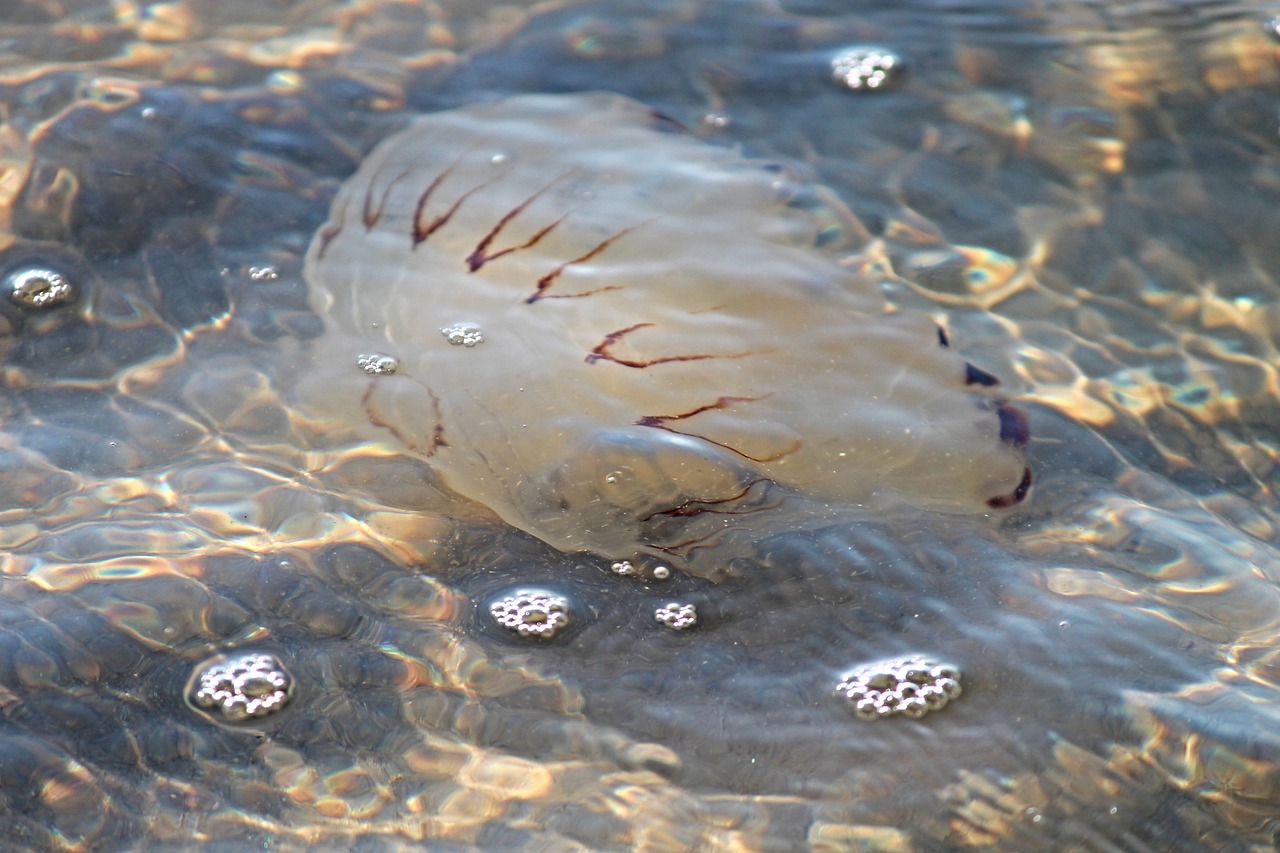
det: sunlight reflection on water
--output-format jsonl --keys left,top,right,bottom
{"left": 1, "top": 0, "right": 1279, "bottom": 849}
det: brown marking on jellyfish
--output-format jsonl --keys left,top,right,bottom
{"left": 647, "top": 108, "right": 690, "bottom": 135}
{"left": 996, "top": 402, "right": 1030, "bottom": 448}
{"left": 585, "top": 322, "right": 748, "bottom": 368}
{"left": 646, "top": 478, "right": 776, "bottom": 524}
{"left": 650, "top": 422, "right": 801, "bottom": 464}
{"left": 410, "top": 147, "right": 493, "bottom": 247}
{"left": 362, "top": 168, "right": 410, "bottom": 229}
{"left": 470, "top": 214, "right": 569, "bottom": 271}
{"left": 467, "top": 170, "right": 578, "bottom": 271}
{"left": 964, "top": 362, "right": 1000, "bottom": 387}
{"left": 526, "top": 222, "right": 647, "bottom": 303}
{"left": 414, "top": 178, "right": 497, "bottom": 247}
{"left": 636, "top": 396, "right": 800, "bottom": 464}
{"left": 535, "top": 284, "right": 626, "bottom": 301}
{"left": 361, "top": 379, "right": 448, "bottom": 456}
{"left": 637, "top": 395, "right": 768, "bottom": 426}
{"left": 316, "top": 223, "right": 343, "bottom": 260}
{"left": 987, "top": 466, "right": 1033, "bottom": 509}
{"left": 315, "top": 195, "right": 350, "bottom": 260}
{"left": 653, "top": 505, "right": 775, "bottom": 554}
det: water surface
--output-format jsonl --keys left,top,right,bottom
{"left": 1, "top": 0, "right": 1279, "bottom": 850}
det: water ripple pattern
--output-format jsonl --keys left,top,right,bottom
{"left": 1, "top": 0, "right": 1279, "bottom": 850}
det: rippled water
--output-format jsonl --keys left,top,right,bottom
{"left": 2, "top": 0, "right": 1280, "bottom": 850}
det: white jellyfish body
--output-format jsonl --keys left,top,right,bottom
{"left": 298, "top": 93, "right": 1030, "bottom": 579}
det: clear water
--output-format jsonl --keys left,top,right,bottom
{"left": 2, "top": 0, "right": 1280, "bottom": 850}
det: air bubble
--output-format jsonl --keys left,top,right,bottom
{"left": 357, "top": 353, "right": 399, "bottom": 375}
{"left": 654, "top": 602, "right": 697, "bottom": 630}
{"left": 440, "top": 323, "right": 484, "bottom": 347}
{"left": 188, "top": 652, "right": 294, "bottom": 723}
{"left": 901, "top": 664, "right": 932, "bottom": 684}
{"left": 930, "top": 663, "right": 960, "bottom": 681}
{"left": 6, "top": 268, "right": 75, "bottom": 309}
{"left": 863, "top": 671, "right": 894, "bottom": 690}
{"left": 830, "top": 46, "right": 902, "bottom": 92}
{"left": 836, "top": 655, "right": 962, "bottom": 720}
{"left": 854, "top": 698, "right": 879, "bottom": 720}
{"left": 921, "top": 685, "right": 948, "bottom": 709}
{"left": 611, "top": 560, "right": 672, "bottom": 581}
{"left": 490, "top": 590, "right": 570, "bottom": 638}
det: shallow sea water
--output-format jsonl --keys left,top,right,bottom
{"left": 2, "top": 0, "right": 1280, "bottom": 850}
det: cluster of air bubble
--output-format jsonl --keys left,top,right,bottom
{"left": 610, "top": 560, "right": 670, "bottom": 580}
{"left": 836, "top": 656, "right": 961, "bottom": 720}
{"left": 490, "top": 590, "right": 569, "bottom": 638}
{"left": 190, "top": 652, "right": 293, "bottom": 722}
{"left": 357, "top": 353, "right": 399, "bottom": 375}
{"left": 6, "top": 268, "right": 74, "bottom": 309}
{"left": 654, "top": 602, "right": 697, "bottom": 630}
{"left": 830, "top": 46, "right": 902, "bottom": 91}
{"left": 440, "top": 323, "right": 484, "bottom": 347}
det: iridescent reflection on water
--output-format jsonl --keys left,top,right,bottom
{"left": 1, "top": 0, "right": 1280, "bottom": 850}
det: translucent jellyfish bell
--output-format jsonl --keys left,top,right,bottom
{"left": 297, "top": 92, "right": 1030, "bottom": 580}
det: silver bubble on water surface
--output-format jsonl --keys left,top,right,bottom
{"left": 440, "top": 323, "right": 484, "bottom": 347}
{"left": 6, "top": 268, "right": 75, "bottom": 309}
{"left": 490, "top": 590, "right": 570, "bottom": 638}
{"left": 836, "top": 655, "right": 962, "bottom": 720}
{"left": 189, "top": 652, "right": 294, "bottom": 723}
{"left": 830, "top": 46, "right": 903, "bottom": 91}
{"left": 654, "top": 602, "right": 697, "bottom": 630}
{"left": 356, "top": 353, "right": 399, "bottom": 375}
{"left": 611, "top": 560, "right": 672, "bottom": 580}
